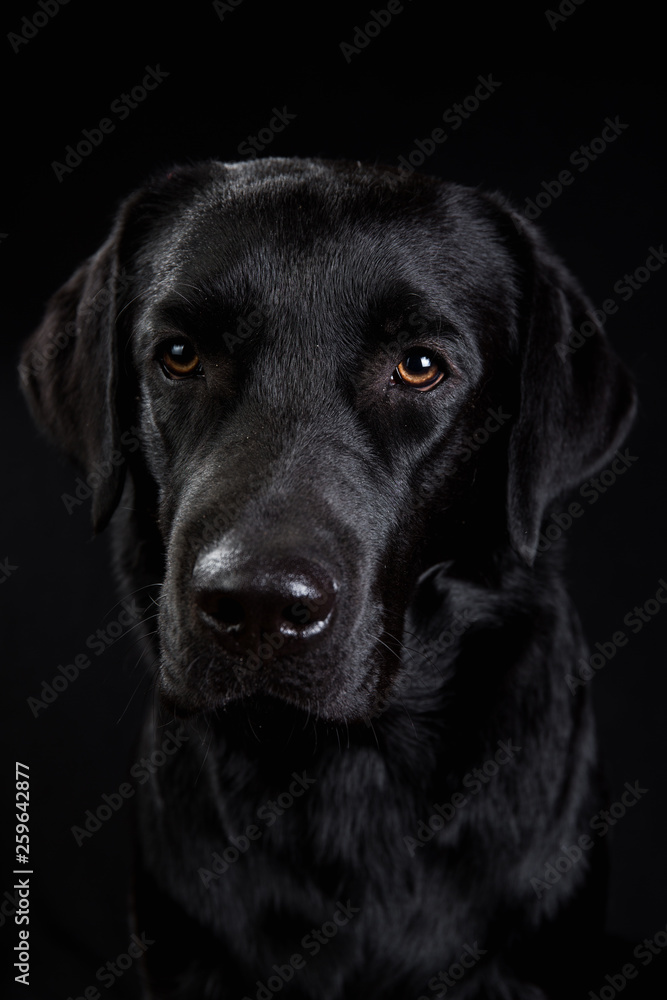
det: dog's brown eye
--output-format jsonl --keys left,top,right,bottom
{"left": 392, "top": 349, "right": 447, "bottom": 391}
{"left": 161, "top": 341, "right": 202, "bottom": 379}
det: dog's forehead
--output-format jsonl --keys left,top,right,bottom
{"left": 131, "top": 164, "right": 519, "bottom": 348}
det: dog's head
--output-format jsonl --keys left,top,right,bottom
{"left": 20, "top": 158, "right": 635, "bottom": 722}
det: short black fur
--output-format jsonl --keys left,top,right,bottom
{"left": 20, "top": 157, "right": 636, "bottom": 999}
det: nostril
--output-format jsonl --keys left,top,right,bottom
{"left": 191, "top": 551, "right": 338, "bottom": 656}
{"left": 197, "top": 593, "right": 245, "bottom": 632}
{"left": 282, "top": 602, "right": 308, "bottom": 627}
{"left": 282, "top": 588, "right": 335, "bottom": 630}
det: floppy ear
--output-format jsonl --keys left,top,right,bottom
{"left": 19, "top": 208, "right": 134, "bottom": 533}
{"left": 506, "top": 215, "right": 637, "bottom": 564}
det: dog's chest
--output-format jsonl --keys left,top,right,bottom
{"left": 138, "top": 731, "right": 488, "bottom": 992}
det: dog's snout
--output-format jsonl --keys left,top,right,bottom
{"left": 192, "top": 550, "right": 337, "bottom": 657}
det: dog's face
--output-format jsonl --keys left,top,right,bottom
{"left": 20, "top": 158, "right": 635, "bottom": 722}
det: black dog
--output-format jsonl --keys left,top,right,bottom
{"left": 21, "top": 157, "right": 635, "bottom": 999}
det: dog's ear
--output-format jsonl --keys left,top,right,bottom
{"left": 19, "top": 202, "right": 137, "bottom": 533}
{"left": 505, "top": 215, "right": 636, "bottom": 564}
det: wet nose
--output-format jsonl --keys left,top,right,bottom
{"left": 192, "top": 551, "right": 337, "bottom": 657}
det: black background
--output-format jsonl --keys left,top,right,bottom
{"left": 1, "top": 2, "right": 665, "bottom": 997}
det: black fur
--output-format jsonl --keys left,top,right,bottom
{"left": 20, "top": 157, "right": 636, "bottom": 999}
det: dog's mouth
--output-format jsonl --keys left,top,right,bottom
{"left": 155, "top": 615, "right": 403, "bottom": 726}
{"left": 155, "top": 522, "right": 415, "bottom": 724}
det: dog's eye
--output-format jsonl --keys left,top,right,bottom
{"left": 160, "top": 341, "right": 202, "bottom": 379}
{"left": 391, "top": 349, "right": 447, "bottom": 391}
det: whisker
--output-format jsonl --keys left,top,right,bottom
{"left": 115, "top": 289, "right": 148, "bottom": 326}
{"left": 116, "top": 668, "right": 152, "bottom": 724}
{"left": 99, "top": 583, "right": 163, "bottom": 620}
{"left": 382, "top": 628, "right": 448, "bottom": 681}
{"left": 372, "top": 634, "right": 403, "bottom": 662}
{"left": 195, "top": 730, "right": 213, "bottom": 786}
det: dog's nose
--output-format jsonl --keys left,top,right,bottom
{"left": 192, "top": 552, "right": 337, "bottom": 657}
